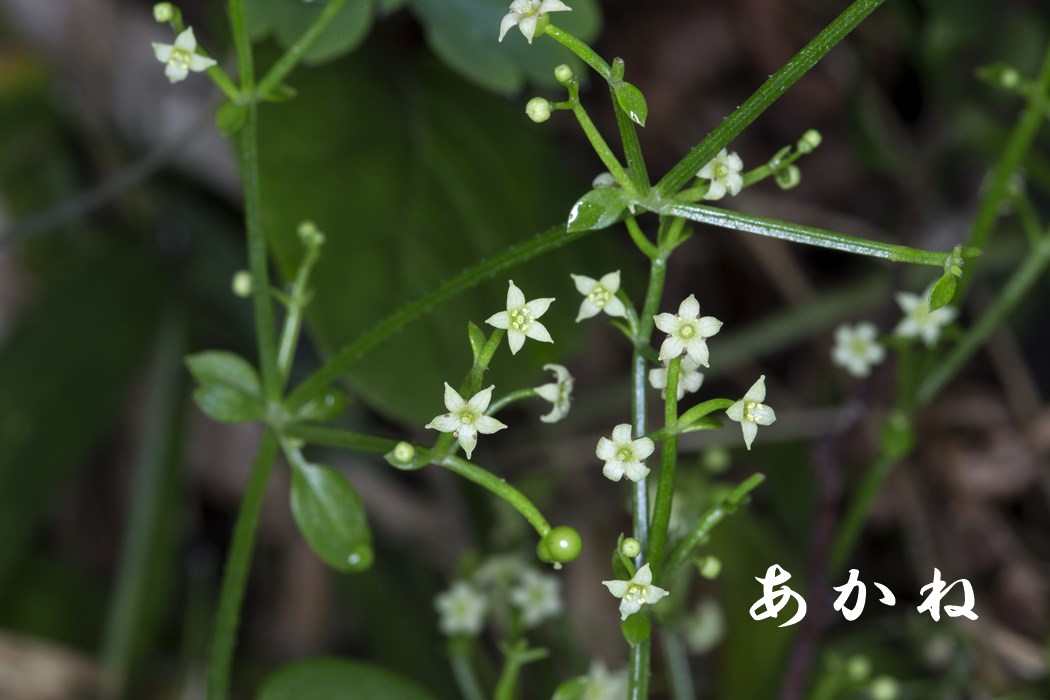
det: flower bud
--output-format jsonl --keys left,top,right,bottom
{"left": 774, "top": 164, "right": 801, "bottom": 190}
{"left": 231, "top": 270, "right": 252, "bottom": 298}
{"left": 592, "top": 172, "right": 618, "bottom": 189}
{"left": 554, "top": 64, "right": 574, "bottom": 85}
{"left": 620, "top": 537, "right": 641, "bottom": 558}
{"left": 297, "top": 220, "right": 325, "bottom": 248}
{"left": 796, "top": 129, "right": 822, "bottom": 154}
{"left": 698, "top": 555, "right": 721, "bottom": 579}
{"left": 525, "top": 97, "right": 552, "bottom": 123}
{"left": 153, "top": 2, "right": 175, "bottom": 22}
{"left": 393, "top": 441, "right": 415, "bottom": 463}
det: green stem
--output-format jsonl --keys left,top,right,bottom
{"left": 828, "top": 449, "right": 897, "bottom": 575}
{"left": 448, "top": 642, "right": 486, "bottom": 700}
{"left": 488, "top": 388, "right": 538, "bottom": 415}
{"left": 103, "top": 305, "right": 186, "bottom": 687}
{"left": 661, "top": 473, "right": 765, "bottom": 581}
{"left": 655, "top": 0, "right": 887, "bottom": 196}
{"left": 207, "top": 67, "right": 242, "bottom": 103}
{"left": 626, "top": 216, "right": 660, "bottom": 260}
{"left": 647, "top": 356, "right": 680, "bottom": 578}
{"left": 494, "top": 645, "right": 548, "bottom": 700}
{"left": 567, "top": 83, "right": 635, "bottom": 194}
{"left": 468, "top": 329, "right": 505, "bottom": 393}
{"left": 285, "top": 223, "right": 598, "bottom": 410}
{"left": 659, "top": 629, "right": 696, "bottom": 700}
{"left": 440, "top": 455, "right": 551, "bottom": 537}
{"left": 662, "top": 203, "right": 953, "bottom": 266}
{"left": 276, "top": 244, "right": 321, "bottom": 386}
{"left": 544, "top": 24, "right": 612, "bottom": 80}
{"left": 610, "top": 59, "right": 651, "bottom": 194}
{"left": 256, "top": 0, "right": 350, "bottom": 99}
{"left": 677, "top": 399, "right": 734, "bottom": 430}
{"left": 207, "top": 430, "right": 280, "bottom": 700}
{"left": 282, "top": 425, "right": 401, "bottom": 454}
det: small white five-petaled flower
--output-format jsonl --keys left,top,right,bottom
{"left": 571, "top": 271, "right": 627, "bottom": 322}
{"left": 498, "top": 0, "right": 572, "bottom": 44}
{"left": 649, "top": 355, "right": 704, "bottom": 400}
{"left": 602, "top": 563, "right": 669, "bottom": 620}
{"left": 486, "top": 280, "right": 555, "bottom": 355}
{"left": 425, "top": 383, "right": 507, "bottom": 459}
{"left": 151, "top": 28, "right": 216, "bottom": 83}
{"left": 697, "top": 148, "right": 744, "bottom": 200}
{"left": 509, "top": 569, "right": 563, "bottom": 628}
{"left": 534, "top": 364, "right": 574, "bottom": 423}
{"left": 726, "top": 375, "right": 776, "bottom": 450}
{"left": 581, "top": 662, "right": 628, "bottom": 700}
{"left": 596, "top": 424, "right": 654, "bottom": 482}
{"left": 831, "top": 322, "right": 886, "bottom": 377}
{"left": 435, "top": 581, "right": 487, "bottom": 636}
{"left": 654, "top": 294, "right": 722, "bottom": 367}
{"left": 894, "top": 288, "right": 957, "bottom": 347}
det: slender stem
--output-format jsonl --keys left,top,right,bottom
{"left": 677, "top": 399, "right": 734, "bottom": 430}
{"left": 655, "top": 0, "right": 887, "bottom": 196}
{"left": 544, "top": 24, "right": 612, "bottom": 80}
{"left": 647, "top": 357, "right": 680, "bottom": 578}
{"left": 660, "top": 629, "right": 696, "bottom": 700}
{"left": 440, "top": 456, "right": 551, "bottom": 537}
{"left": 827, "top": 449, "right": 897, "bottom": 575}
{"left": 256, "top": 0, "right": 350, "bottom": 98}
{"left": 494, "top": 645, "right": 548, "bottom": 700}
{"left": 609, "top": 58, "right": 650, "bottom": 194}
{"left": 286, "top": 223, "right": 598, "bottom": 410}
{"left": 488, "top": 388, "right": 538, "bottom": 415}
{"left": 662, "top": 203, "right": 953, "bottom": 266}
{"left": 568, "top": 84, "right": 635, "bottom": 195}
{"left": 103, "top": 305, "right": 186, "bottom": 688}
{"left": 626, "top": 216, "right": 660, "bottom": 260}
{"left": 282, "top": 425, "right": 401, "bottom": 454}
{"left": 449, "top": 643, "right": 486, "bottom": 700}
{"left": 207, "top": 430, "right": 280, "bottom": 700}
{"left": 661, "top": 474, "right": 765, "bottom": 581}
{"left": 468, "top": 329, "right": 505, "bottom": 393}
{"left": 276, "top": 245, "right": 321, "bottom": 385}
{"left": 206, "top": 66, "right": 242, "bottom": 103}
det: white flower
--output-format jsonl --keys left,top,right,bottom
{"left": 654, "top": 294, "right": 723, "bottom": 367}
{"left": 697, "top": 148, "right": 744, "bottom": 200}
{"left": 498, "top": 0, "right": 572, "bottom": 44}
{"left": 649, "top": 355, "right": 704, "bottom": 400}
{"left": 534, "top": 364, "right": 574, "bottom": 423}
{"left": 894, "top": 287, "right": 957, "bottom": 347}
{"left": 683, "top": 599, "right": 725, "bottom": 654}
{"left": 151, "top": 28, "right": 216, "bottom": 83}
{"left": 435, "top": 581, "right": 487, "bottom": 636}
{"left": 425, "top": 383, "right": 507, "bottom": 459}
{"left": 474, "top": 554, "right": 528, "bottom": 587}
{"left": 571, "top": 271, "right": 627, "bottom": 322}
{"left": 581, "top": 662, "right": 628, "bottom": 700}
{"left": 509, "top": 569, "right": 562, "bottom": 627}
{"left": 726, "top": 375, "right": 776, "bottom": 450}
{"left": 596, "top": 424, "right": 654, "bottom": 482}
{"left": 485, "top": 280, "right": 555, "bottom": 355}
{"left": 602, "top": 563, "right": 669, "bottom": 620}
{"left": 831, "top": 322, "right": 886, "bottom": 377}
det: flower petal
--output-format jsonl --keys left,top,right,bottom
{"left": 633, "top": 563, "right": 653, "bottom": 585}
{"left": 619, "top": 596, "right": 642, "bottom": 620}
{"left": 474, "top": 415, "right": 508, "bottom": 434}
{"left": 576, "top": 299, "right": 601, "bottom": 322}
{"left": 539, "top": 0, "right": 572, "bottom": 12}
{"left": 498, "top": 12, "right": 518, "bottom": 41}
{"left": 603, "top": 579, "right": 629, "bottom": 597}
{"left": 752, "top": 404, "right": 776, "bottom": 426}
{"left": 444, "top": 382, "right": 467, "bottom": 412}
{"left": 726, "top": 152, "right": 743, "bottom": 172}
{"left": 611, "top": 423, "right": 633, "bottom": 444}
{"left": 425, "top": 414, "right": 460, "bottom": 433}
{"left": 704, "top": 180, "right": 727, "bottom": 200}
{"left": 744, "top": 375, "right": 766, "bottom": 403}
{"left": 653, "top": 313, "right": 678, "bottom": 334}
{"left": 645, "top": 584, "right": 669, "bottom": 605}
{"left": 684, "top": 338, "right": 710, "bottom": 367}
{"left": 571, "top": 273, "right": 597, "bottom": 295}
{"left": 458, "top": 426, "right": 478, "bottom": 459}
{"left": 507, "top": 329, "right": 526, "bottom": 354}
{"left": 602, "top": 461, "right": 625, "bottom": 481}
{"left": 726, "top": 400, "right": 745, "bottom": 422}
{"left": 741, "top": 420, "right": 758, "bottom": 450}
{"left": 526, "top": 297, "right": 555, "bottom": 318}
{"left": 658, "top": 336, "right": 684, "bottom": 362}
{"left": 596, "top": 437, "right": 616, "bottom": 461}
{"left": 633, "top": 437, "right": 655, "bottom": 461}
{"left": 519, "top": 14, "right": 538, "bottom": 43}
{"left": 598, "top": 270, "right": 621, "bottom": 293}
{"left": 524, "top": 321, "right": 553, "bottom": 344}
{"left": 174, "top": 27, "right": 197, "bottom": 51}
{"left": 649, "top": 368, "right": 667, "bottom": 390}
{"left": 624, "top": 460, "right": 650, "bottom": 481}
{"left": 697, "top": 316, "right": 722, "bottom": 337}
{"left": 467, "top": 385, "right": 495, "bottom": 413}
{"left": 165, "top": 62, "right": 189, "bottom": 83}
{"left": 486, "top": 311, "right": 510, "bottom": 330}
{"left": 152, "top": 42, "right": 173, "bottom": 63}
{"left": 506, "top": 280, "right": 526, "bottom": 309}
{"left": 678, "top": 294, "right": 699, "bottom": 319}
{"left": 534, "top": 383, "right": 560, "bottom": 402}
{"left": 189, "top": 54, "right": 217, "bottom": 72}
{"left": 603, "top": 296, "right": 627, "bottom": 319}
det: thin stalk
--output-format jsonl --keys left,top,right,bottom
{"left": 647, "top": 356, "right": 680, "bottom": 578}
{"left": 656, "top": 0, "right": 887, "bottom": 196}
{"left": 449, "top": 644, "right": 486, "bottom": 700}
{"left": 494, "top": 646, "right": 548, "bottom": 700}
{"left": 626, "top": 216, "right": 660, "bottom": 260}
{"left": 468, "top": 329, "right": 505, "bottom": 393}
{"left": 568, "top": 85, "right": 635, "bottom": 194}
{"left": 610, "top": 58, "right": 650, "bottom": 194}
{"left": 544, "top": 24, "right": 612, "bottom": 80}
{"left": 828, "top": 450, "right": 896, "bottom": 575}
{"left": 662, "top": 203, "right": 952, "bottom": 266}
{"left": 489, "top": 388, "right": 538, "bottom": 415}
{"left": 440, "top": 455, "right": 551, "bottom": 537}
{"left": 282, "top": 425, "right": 401, "bottom": 454}
{"left": 677, "top": 399, "right": 734, "bottom": 431}
{"left": 256, "top": 0, "right": 350, "bottom": 98}
{"left": 207, "top": 430, "right": 280, "bottom": 700}
{"left": 276, "top": 245, "right": 321, "bottom": 385}
{"left": 286, "top": 223, "right": 599, "bottom": 410}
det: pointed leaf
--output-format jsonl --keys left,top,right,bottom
{"left": 215, "top": 102, "right": 248, "bottom": 135}
{"left": 927, "top": 271, "right": 957, "bottom": 311}
{"left": 551, "top": 677, "right": 588, "bottom": 700}
{"left": 612, "top": 81, "right": 648, "bottom": 126}
{"left": 621, "top": 612, "right": 651, "bottom": 646}
{"left": 259, "top": 658, "right": 437, "bottom": 700}
{"left": 185, "top": 351, "right": 260, "bottom": 395}
{"left": 192, "top": 385, "right": 265, "bottom": 423}
{"left": 291, "top": 463, "right": 374, "bottom": 572}
{"left": 467, "top": 322, "right": 487, "bottom": 363}
{"left": 566, "top": 188, "right": 631, "bottom": 233}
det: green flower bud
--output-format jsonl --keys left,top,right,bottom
{"left": 698, "top": 555, "right": 721, "bottom": 579}
{"left": 775, "top": 164, "right": 801, "bottom": 190}
{"left": 554, "top": 64, "right": 574, "bottom": 85}
{"left": 153, "top": 2, "right": 175, "bottom": 22}
{"left": 620, "top": 537, "right": 641, "bottom": 558}
{"left": 231, "top": 270, "right": 252, "bottom": 298}
{"left": 393, "top": 441, "right": 415, "bottom": 463}
{"left": 525, "top": 97, "right": 552, "bottom": 123}
{"left": 542, "top": 526, "right": 583, "bottom": 563}
{"left": 298, "top": 220, "right": 325, "bottom": 248}
{"left": 797, "top": 129, "right": 822, "bottom": 154}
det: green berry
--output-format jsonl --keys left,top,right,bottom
{"left": 543, "top": 526, "right": 582, "bottom": 563}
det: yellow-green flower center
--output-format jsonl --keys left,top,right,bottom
{"left": 616, "top": 448, "right": 633, "bottom": 462}
{"left": 587, "top": 285, "right": 611, "bottom": 308}
{"left": 511, "top": 307, "right": 533, "bottom": 332}
{"left": 679, "top": 324, "right": 695, "bottom": 339}
{"left": 624, "top": 583, "right": 646, "bottom": 604}
{"left": 714, "top": 163, "right": 730, "bottom": 179}
{"left": 744, "top": 401, "right": 763, "bottom": 422}
{"left": 169, "top": 47, "right": 193, "bottom": 70}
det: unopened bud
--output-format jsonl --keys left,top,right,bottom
{"left": 620, "top": 537, "right": 641, "bottom": 558}
{"left": 153, "top": 2, "right": 175, "bottom": 22}
{"left": 698, "top": 555, "right": 721, "bottom": 579}
{"left": 231, "top": 270, "right": 252, "bottom": 298}
{"left": 525, "top": 97, "right": 552, "bottom": 123}
{"left": 297, "top": 220, "right": 325, "bottom": 248}
{"left": 393, "top": 441, "right": 415, "bottom": 463}
{"left": 797, "top": 129, "right": 822, "bottom": 154}
{"left": 554, "top": 64, "right": 574, "bottom": 85}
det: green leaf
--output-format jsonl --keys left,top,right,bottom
{"left": 467, "top": 322, "right": 487, "bottom": 363}
{"left": 292, "top": 388, "right": 348, "bottom": 423}
{"left": 612, "top": 81, "right": 648, "bottom": 127}
{"left": 290, "top": 463, "right": 374, "bottom": 572}
{"left": 620, "top": 612, "right": 651, "bottom": 646}
{"left": 215, "top": 102, "right": 248, "bottom": 135}
{"left": 566, "top": 188, "right": 630, "bottom": 233}
{"left": 259, "top": 658, "right": 437, "bottom": 700}
{"left": 192, "top": 385, "right": 265, "bottom": 423}
{"left": 185, "top": 351, "right": 261, "bottom": 395}
{"left": 551, "top": 677, "right": 588, "bottom": 700}
{"left": 927, "top": 270, "right": 957, "bottom": 311}
{"left": 407, "top": 0, "right": 602, "bottom": 93}
{"left": 247, "top": 0, "right": 374, "bottom": 65}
